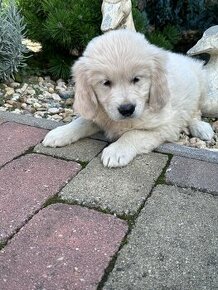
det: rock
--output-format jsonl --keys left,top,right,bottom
{"left": 65, "top": 98, "right": 73, "bottom": 106}
{"left": 57, "top": 79, "right": 65, "bottom": 86}
{"left": 13, "top": 108, "right": 22, "bottom": 114}
{"left": 50, "top": 114, "right": 63, "bottom": 121}
{"left": 5, "top": 87, "right": 15, "bottom": 96}
{"left": 195, "top": 139, "right": 207, "bottom": 149}
{"left": 6, "top": 100, "right": 17, "bottom": 107}
{"left": 33, "top": 102, "right": 42, "bottom": 109}
{"left": 48, "top": 107, "right": 60, "bottom": 114}
{"left": 44, "top": 76, "right": 52, "bottom": 82}
{"left": 15, "top": 89, "right": 22, "bottom": 94}
{"left": 43, "top": 91, "right": 52, "bottom": 98}
{"left": 59, "top": 90, "right": 74, "bottom": 99}
{"left": 189, "top": 137, "right": 207, "bottom": 149}
{"left": 51, "top": 93, "right": 61, "bottom": 101}
{"left": 11, "top": 94, "right": 21, "bottom": 101}
{"left": 38, "top": 77, "right": 44, "bottom": 82}
{"left": 206, "top": 139, "right": 216, "bottom": 147}
{"left": 10, "top": 82, "right": 20, "bottom": 88}
{"left": 21, "top": 83, "right": 28, "bottom": 92}
{"left": 55, "top": 86, "right": 66, "bottom": 92}
{"left": 21, "top": 103, "right": 28, "bottom": 109}
{"left": 0, "top": 107, "right": 7, "bottom": 111}
{"left": 26, "top": 89, "right": 36, "bottom": 95}
{"left": 48, "top": 87, "right": 54, "bottom": 93}
{"left": 26, "top": 98, "right": 37, "bottom": 105}
{"left": 4, "top": 103, "right": 13, "bottom": 108}
{"left": 176, "top": 135, "right": 190, "bottom": 146}
{"left": 212, "top": 120, "right": 218, "bottom": 133}
{"left": 19, "top": 96, "right": 27, "bottom": 103}
{"left": 189, "top": 137, "right": 198, "bottom": 145}
{"left": 34, "top": 111, "right": 46, "bottom": 118}
{"left": 63, "top": 116, "right": 73, "bottom": 123}
{"left": 37, "top": 94, "right": 45, "bottom": 101}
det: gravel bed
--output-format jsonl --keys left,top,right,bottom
{"left": 0, "top": 76, "right": 75, "bottom": 123}
{"left": 0, "top": 76, "right": 218, "bottom": 150}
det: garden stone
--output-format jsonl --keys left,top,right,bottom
{"left": 213, "top": 120, "right": 218, "bottom": 132}
{"left": 5, "top": 87, "right": 14, "bottom": 96}
{"left": 187, "top": 25, "right": 218, "bottom": 117}
{"left": 101, "top": 0, "right": 136, "bottom": 32}
{"left": 10, "top": 82, "right": 20, "bottom": 88}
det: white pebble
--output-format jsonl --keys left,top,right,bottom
{"left": 51, "top": 93, "right": 61, "bottom": 101}
{"left": 5, "top": 87, "right": 15, "bottom": 96}
{"left": 33, "top": 102, "right": 42, "bottom": 109}
{"left": 21, "top": 83, "right": 28, "bottom": 92}
{"left": 51, "top": 114, "right": 63, "bottom": 121}
{"left": 48, "top": 87, "right": 54, "bottom": 93}
{"left": 10, "top": 82, "right": 20, "bottom": 88}
{"left": 38, "top": 77, "right": 44, "bottom": 82}
{"left": 26, "top": 89, "right": 36, "bottom": 95}
{"left": 48, "top": 107, "right": 60, "bottom": 114}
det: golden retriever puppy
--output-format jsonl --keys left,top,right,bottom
{"left": 43, "top": 29, "right": 214, "bottom": 167}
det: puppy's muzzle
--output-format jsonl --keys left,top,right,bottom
{"left": 118, "top": 103, "right": 136, "bottom": 117}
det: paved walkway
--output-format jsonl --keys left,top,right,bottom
{"left": 0, "top": 112, "right": 217, "bottom": 290}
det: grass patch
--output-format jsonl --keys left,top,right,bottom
{"left": 155, "top": 153, "right": 173, "bottom": 185}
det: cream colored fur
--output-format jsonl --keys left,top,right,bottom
{"left": 43, "top": 30, "right": 214, "bottom": 167}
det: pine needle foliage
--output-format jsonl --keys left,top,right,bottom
{"left": 148, "top": 25, "right": 181, "bottom": 50}
{"left": 0, "top": 0, "right": 28, "bottom": 80}
{"left": 18, "top": 0, "right": 102, "bottom": 79}
{"left": 139, "top": 0, "right": 218, "bottom": 51}
{"left": 144, "top": 0, "right": 218, "bottom": 31}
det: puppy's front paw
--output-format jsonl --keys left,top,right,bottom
{"left": 42, "top": 125, "right": 78, "bottom": 147}
{"left": 189, "top": 121, "right": 214, "bottom": 141}
{"left": 101, "top": 142, "right": 136, "bottom": 168}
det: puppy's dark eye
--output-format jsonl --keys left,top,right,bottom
{"left": 132, "top": 77, "right": 140, "bottom": 84}
{"left": 103, "top": 80, "right": 111, "bottom": 87}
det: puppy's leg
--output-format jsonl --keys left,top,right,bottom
{"left": 42, "top": 117, "right": 100, "bottom": 147}
{"left": 101, "top": 130, "right": 166, "bottom": 168}
{"left": 189, "top": 117, "right": 214, "bottom": 141}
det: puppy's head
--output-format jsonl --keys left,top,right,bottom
{"left": 72, "top": 29, "right": 169, "bottom": 121}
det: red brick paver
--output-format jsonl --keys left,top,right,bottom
{"left": 0, "top": 204, "right": 128, "bottom": 290}
{"left": 0, "top": 154, "right": 81, "bottom": 243}
{"left": 0, "top": 122, "right": 47, "bottom": 167}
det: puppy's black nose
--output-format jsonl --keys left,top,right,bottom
{"left": 118, "top": 103, "right": 136, "bottom": 117}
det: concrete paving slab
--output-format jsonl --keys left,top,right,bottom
{"left": 156, "top": 142, "right": 218, "bottom": 164}
{"left": 0, "top": 122, "right": 47, "bottom": 167}
{"left": 34, "top": 138, "right": 107, "bottom": 162}
{"left": 0, "top": 204, "right": 128, "bottom": 290}
{"left": 0, "top": 111, "right": 62, "bottom": 130}
{"left": 104, "top": 185, "right": 218, "bottom": 290}
{"left": 166, "top": 156, "right": 218, "bottom": 195}
{"left": 0, "top": 154, "right": 81, "bottom": 243}
{"left": 60, "top": 153, "right": 168, "bottom": 216}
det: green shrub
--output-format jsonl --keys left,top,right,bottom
{"left": 18, "top": 0, "right": 217, "bottom": 79}
{"left": 18, "top": 0, "right": 102, "bottom": 79}
{"left": 142, "top": 0, "right": 218, "bottom": 51}
{"left": 144, "top": 0, "right": 217, "bottom": 30}
{"left": 0, "top": 0, "right": 28, "bottom": 80}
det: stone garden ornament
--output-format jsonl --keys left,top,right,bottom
{"left": 101, "top": 0, "right": 136, "bottom": 32}
{"left": 187, "top": 25, "right": 218, "bottom": 117}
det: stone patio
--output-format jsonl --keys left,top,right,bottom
{"left": 0, "top": 111, "right": 217, "bottom": 290}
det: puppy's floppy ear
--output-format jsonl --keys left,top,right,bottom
{"left": 72, "top": 58, "right": 98, "bottom": 119}
{"left": 149, "top": 54, "right": 169, "bottom": 112}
